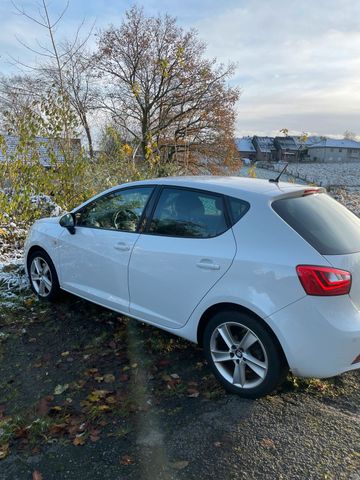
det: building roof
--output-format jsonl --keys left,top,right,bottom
{"left": 274, "top": 136, "right": 298, "bottom": 150}
{"left": 306, "top": 138, "right": 360, "bottom": 149}
{"left": 253, "top": 136, "right": 275, "bottom": 153}
{"left": 235, "top": 137, "right": 256, "bottom": 153}
{"left": 0, "top": 134, "right": 81, "bottom": 167}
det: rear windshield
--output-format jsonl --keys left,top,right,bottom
{"left": 272, "top": 193, "right": 360, "bottom": 255}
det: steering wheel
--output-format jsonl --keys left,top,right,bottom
{"left": 113, "top": 209, "right": 138, "bottom": 230}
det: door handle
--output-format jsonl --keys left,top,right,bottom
{"left": 196, "top": 259, "right": 220, "bottom": 271}
{"left": 114, "top": 242, "right": 131, "bottom": 252}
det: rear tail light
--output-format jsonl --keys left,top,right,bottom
{"left": 296, "top": 265, "right": 351, "bottom": 296}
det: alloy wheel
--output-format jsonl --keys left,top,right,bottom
{"left": 210, "top": 321, "right": 269, "bottom": 389}
{"left": 30, "top": 256, "right": 53, "bottom": 297}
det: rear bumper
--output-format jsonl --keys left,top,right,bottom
{"left": 267, "top": 295, "right": 360, "bottom": 378}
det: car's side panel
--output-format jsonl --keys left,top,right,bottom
{"left": 24, "top": 218, "right": 63, "bottom": 275}
{"left": 176, "top": 198, "right": 331, "bottom": 343}
{"left": 128, "top": 228, "right": 237, "bottom": 329}
{"left": 57, "top": 227, "right": 140, "bottom": 312}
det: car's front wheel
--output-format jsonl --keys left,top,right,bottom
{"left": 203, "top": 310, "right": 288, "bottom": 398}
{"left": 28, "top": 250, "right": 61, "bottom": 302}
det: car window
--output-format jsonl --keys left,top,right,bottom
{"left": 227, "top": 197, "right": 250, "bottom": 225}
{"left": 272, "top": 192, "right": 360, "bottom": 255}
{"left": 149, "top": 188, "right": 228, "bottom": 238}
{"left": 76, "top": 187, "right": 153, "bottom": 232}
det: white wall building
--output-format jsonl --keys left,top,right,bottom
{"left": 307, "top": 138, "right": 360, "bottom": 162}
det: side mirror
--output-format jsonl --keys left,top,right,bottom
{"left": 59, "top": 213, "right": 76, "bottom": 235}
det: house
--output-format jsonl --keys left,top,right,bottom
{"left": 0, "top": 134, "right": 81, "bottom": 167}
{"left": 306, "top": 138, "right": 360, "bottom": 162}
{"left": 273, "top": 136, "right": 299, "bottom": 162}
{"left": 252, "top": 136, "right": 276, "bottom": 161}
{"left": 235, "top": 137, "right": 257, "bottom": 163}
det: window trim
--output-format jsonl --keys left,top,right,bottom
{"left": 142, "top": 185, "right": 243, "bottom": 240}
{"left": 73, "top": 185, "right": 157, "bottom": 234}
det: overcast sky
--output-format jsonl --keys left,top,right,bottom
{"left": 1, "top": 0, "right": 360, "bottom": 138}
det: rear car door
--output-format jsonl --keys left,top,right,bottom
{"left": 128, "top": 187, "right": 239, "bottom": 329}
{"left": 58, "top": 186, "right": 154, "bottom": 312}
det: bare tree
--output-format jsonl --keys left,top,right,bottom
{"left": 8, "top": 0, "right": 96, "bottom": 156}
{"left": 0, "top": 74, "right": 45, "bottom": 130}
{"left": 95, "top": 6, "right": 240, "bottom": 172}
{"left": 40, "top": 41, "right": 98, "bottom": 157}
{"left": 343, "top": 130, "right": 356, "bottom": 140}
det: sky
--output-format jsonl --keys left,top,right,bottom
{"left": 1, "top": 0, "right": 360, "bottom": 139}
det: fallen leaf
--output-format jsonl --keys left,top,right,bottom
{"left": 49, "top": 406, "right": 63, "bottom": 414}
{"left": 106, "top": 396, "right": 117, "bottom": 404}
{"left": 73, "top": 435, "right": 86, "bottom": 446}
{"left": 88, "top": 390, "right": 110, "bottom": 402}
{"left": 14, "top": 427, "right": 28, "bottom": 439}
{"left": 172, "top": 460, "right": 189, "bottom": 470}
{"left": 61, "top": 351, "right": 70, "bottom": 357}
{"left": 32, "top": 470, "right": 43, "bottom": 480}
{"left": 49, "top": 423, "right": 67, "bottom": 435}
{"left": 0, "top": 443, "right": 9, "bottom": 459}
{"left": 131, "top": 363, "right": 138, "bottom": 369}
{"left": 120, "top": 454, "right": 134, "bottom": 465}
{"left": 170, "top": 373, "right": 180, "bottom": 379}
{"left": 98, "top": 405, "right": 111, "bottom": 412}
{"left": 214, "top": 441, "right": 221, "bottom": 447}
{"left": 54, "top": 384, "right": 69, "bottom": 395}
{"left": 260, "top": 438, "right": 275, "bottom": 449}
{"left": 104, "top": 374, "right": 115, "bottom": 383}
{"left": 95, "top": 376, "right": 104, "bottom": 383}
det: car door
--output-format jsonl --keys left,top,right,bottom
{"left": 128, "top": 186, "right": 237, "bottom": 329}
{"left": 58, "top": 186, "right": 154, "bottom": 312}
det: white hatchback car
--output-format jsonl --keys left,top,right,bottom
{"left": 24, "top": 176, "right": 360, "bottom": 397}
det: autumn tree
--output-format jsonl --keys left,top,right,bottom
{"left": 95, "top": 6, "right": 240, "bottom": 174}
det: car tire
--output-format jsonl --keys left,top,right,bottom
{"left": 203, "top": 310, "right": 288, "bottom": 398}
{"left": 27, "top": 250, "right": 61, "bottom": 302}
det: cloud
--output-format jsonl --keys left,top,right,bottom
{"left": 1, "top": 0, "right": 359, "bottom": 137}
{"left": 195, "top": 0, "right": 360, "bottom": 136}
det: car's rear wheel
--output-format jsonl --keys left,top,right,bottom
{"left": 203, "top": 310, "right": 288, "bottom": 398}
{"left": 28, "top": 250, "right": 61, "bottom": 302}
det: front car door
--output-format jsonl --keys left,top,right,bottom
{"left": 128, "top": 187, "right": 239, "bottom": 329}
{"left": 58, "top": 186, "right": 154, "bottom": 312}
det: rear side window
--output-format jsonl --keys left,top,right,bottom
{"left": 149, "top": 188, "right": 228, "bottom": 238}
{"left": 272, "top": 193, "right": 360, "bottom": 255}
{"left": 227, "top": 197, "right": 250, "bottom": 226}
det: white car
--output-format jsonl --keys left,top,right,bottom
{"left": 24, "top": 176, "right": 360, "bottom": 397}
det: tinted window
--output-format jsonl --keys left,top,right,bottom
{"left": 149, "top": 188, "right": 228, "bottom": 238}
{"left": 272, "top": 193, "right": 360, "bottom": 255}
{"left": 227, "top": 197, "right": 250, "bottom": 225}
{"left": 76, "top": 187, "right": 153, "bottom": 232}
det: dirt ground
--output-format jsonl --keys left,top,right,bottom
{"left": 0, "top": 287, "right": 359, "bottom": 480}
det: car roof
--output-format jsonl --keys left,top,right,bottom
{"left": 119, "top": 176, "right": 311, "bottom": 200}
